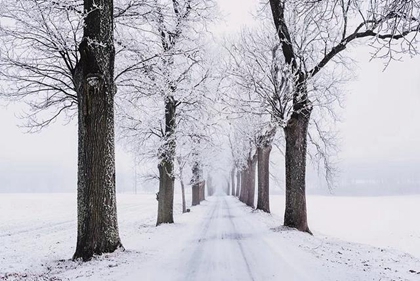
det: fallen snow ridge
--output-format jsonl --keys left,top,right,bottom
{"left": 0, "top": 193, "right": 420, "bottom": 280}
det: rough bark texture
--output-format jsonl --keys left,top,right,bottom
{"left": 235, "top": 171, "right": 241, "bottom": 197}
{"left": 246, "top": 154, "right": 257, "bottom": 208}
{"left": 156, "top": 96, "right": 176, "bottom": 226}
{"left": 73, "top": 0, "right": 122, "bottom": 261}
{"left": 283, "top": 109, "right": 312, "bottom": 234}
{"left": 257, "top": 145, "right": 272, "bottom": 213}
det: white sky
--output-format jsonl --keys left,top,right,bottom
{"left": 0, "top": 0, "right": 419, "bottom": 192}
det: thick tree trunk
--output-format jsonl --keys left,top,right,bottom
{"left": 156, "top": 96, "right": 176, "bottom": 226}
{"left": 283, "top": 110, "right": 312, "bottom": 234}
{"left": 230, "top": 168, "right": 235, "bottom": 196}
{"left": 257, "top": 145, "right": 272, "bottom": 213}
{"left": 235, "top": 170, "right": 240, "bottom": 197}
{"left": 157, "top": 160, "right": 175, "bottom": 224}
{"left": 73, "top": 0, "right": 122, "bottom": 261}
{"left": 246, "top": 154, "right": 257, "bottom": 208}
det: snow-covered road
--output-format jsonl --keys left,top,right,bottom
{"left": 141, "top": 195, "right": 317, "bottom": 281}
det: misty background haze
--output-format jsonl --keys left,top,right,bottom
{"left": 0, "top": 0, "right": 419, "bottom": 195}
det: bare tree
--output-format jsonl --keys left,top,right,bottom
{"left": 223, "top": 26, "right": 293, "bottom": 212}
{"left": 71, "top": 0, "right": 125, "bottom": 261}
{"left": 267, "top": 0, "right": 420, "bottom": 233}
{"left": 116, "top": 0, "right": 216, "bottom": 225}
{"left": 0, "top": 0, "right": 155, "bottom": 260}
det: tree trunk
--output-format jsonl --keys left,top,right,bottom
{"left": 180, "top": 179, "right": 186, "bottom": 213}
{"left": 230, "top": 168, "right": 235, "bottom": 196}
{"left": 192, "top": 161, "right": 203, "bottom": 206}
{"left": 239, "top": 169, "right": 248, "bottom": 203}
{"left": 178, "top": 161, "right": 187, "bottom": 213}
{"left": 157, "top": 160, "right": 175, "bottom": 224}
{"left": 283, "top": 110, "right": 312, "bottom": 234}
{"left": 207, "top": 176, "right": 213, "bottom": 196}
{"left": 73, "top": 0, "right": 122, "bottom": 261}
{"left": 207, "top": 179, "right": 212, "bottom": 196}
{"left": 199, "top": 181, "right": 205, "bottom": 201}
{"left": 236, "top": 170, "right": 240, "bottom": 197}
{"left": 192, "top": 182, "right": 200, "bottom": 206}
{"left": 246, "top": 154, "right": 257, "bottom": 208}
{"left": 257, "top": 145, "right": 272, "bottom": 213}
{"left": 156, "top": 96, "right": 176, "bottom": 226}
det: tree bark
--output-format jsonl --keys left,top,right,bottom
{"left": 156, "top": 96, "right": 176, "bottom": 225}
{"left": 239, "top": 168, "right": 248, "bottom": 203}
{"left": 180, "top": 179, "right": 186, "bottom": 213}
{"left": 235, "top": 170, "right": 240, "bottom": 197}
{"left": 73, "top": 0, "right": 122, "bottom": 261}
{"left": 192, "top": 182, "right": 200, "bottom": 206}
{"left": 283, "top": 109, "right": 312, "bottom": 234}
{"left": 192, "top": 161, "right": 203, "bottom": 205}
{"left": 246, "top": 154, "right": 257, "bottom": 208}
{"left": 178, "top": 161, "right": 187, "bottom": 213}
{"left": 257, "top": 145, "right": 272, "bottom": 213}
{"left": 207, "top": 176, "right": 213, "bottom": 196}
{"left": 230, "top": 168, "right": 235, "bottom": 195}
{"left": 199, "top": 181, "right": 205, "bottom": 201}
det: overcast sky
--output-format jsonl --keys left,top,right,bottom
{"left": 0, "top": 0, "right": 419, "bottom": 193}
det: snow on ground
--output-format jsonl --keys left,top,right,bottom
{"left": 270, "top": 194, "right": 420, "bottom": 259}
{"left": 0, "top": 193, "right": 419, "bottom": 280}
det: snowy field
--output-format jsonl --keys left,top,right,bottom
{"left": 0, "top": 193, "right": 419, "bottom": 280}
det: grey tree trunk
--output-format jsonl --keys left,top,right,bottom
{"left": 207, "top": 176, "right": 213, "bottom": 196}
{"left": 230, "top": 168, "right": 235, "bottom": 196}
{"left": 178, "top": 160, "right": 187, "bottom": 213}
{"left": 192, "top": 182, "right": 200, "bottom": 206}
{"left": 73, "top": 0, "right": 122, "bottom": 261}
{"left": 235, "top": 170, "right": 241, "bottom": 197}
{"left": 180, "top": 178, "right": 186, "bottom": 213}
{"left": 257, "top": 145, "right": 272, "bottom": 213}
{"left": 283, "top": 109, "right": 312, "bottom": 234}
{"left": 191, "top": 161, "right": 203, "bottom": 206}
{"left": 156, "top": 96, "right": 176, "bottom": 226}
{"left": 246, "top": 154, "right": 257, "bottom": 208}
{"left": 239, "top": 168, "right": 248, "bottom": 203}
{"left": 199, "top": 181, "right": 205, "bottom": 202}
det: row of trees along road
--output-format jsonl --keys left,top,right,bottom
{"left": 1, "top": 0, "right": 420, "bottom": 260}
{"left": 223, "top": 0, "right": 420, "bottom": 234}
